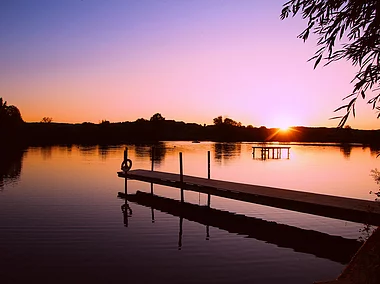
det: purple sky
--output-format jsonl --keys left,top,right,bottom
{"left": 1, "top": 0, "right": 378, "bottom": 129}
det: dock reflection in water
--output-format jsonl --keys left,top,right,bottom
{"left": 118, "top": 190, "right": 362, "bottom": 265}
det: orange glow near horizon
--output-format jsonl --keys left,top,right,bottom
{"left": 279, "top": 126, "right": 290, "bottom": 132}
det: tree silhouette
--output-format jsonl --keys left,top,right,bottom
{"left": 150, "top": 113, "right": 165, "bottom": 122}
{"left": 213, "top": 116, "right": 223, "bottom": 125}
{"left": 0, "top": 97, "right": 23, "bottom": 128}
{"left": 281, "top": 0, "right": 380, "bottom": 127}
{"left": 213, "top": 116, "right": 242, "bottom": 127}
{"left": 224, "top": 117, "right": 241, "bottom": 127}
{"left": 41, "top": 117, "right": 53, "bottom": 123}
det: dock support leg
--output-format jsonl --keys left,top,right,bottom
{"left": 207, "top": 151, "right": 211, "bottom": 179}
{"left": 287, "top": 148, "right": 290, "bottom": 159}
{"left": 179, "top": 152, "right": 183, "bottom": 183}
{"left": 206, "top": 148, "right": 211, "bottom": 205}
{"left": 122, "top": 147, "right": 129, "bottom": 227}
{"left": 124, "top": 147, "right": 128, "bottom": 164}
{"left": 207, "top": 194, "right": 211, "bottom": 208}
{"left": 179, "top": 152, "right": 184, "bottom": 202}
{"left": 150, "top": 183, "right": 154, "bottom": 195}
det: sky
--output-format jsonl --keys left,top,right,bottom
{"left": 1, "top": 0, "right": 379, "bottom": 129}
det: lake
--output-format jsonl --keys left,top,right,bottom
{"left": 0, "top": 142, "right": 379, "bottom": 283}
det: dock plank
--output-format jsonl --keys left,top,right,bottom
{"left": 118, "top": 169, "right": 380, "bottom": 225}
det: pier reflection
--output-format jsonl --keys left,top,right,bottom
{"left": 118, "top": 191, "right": 362, "bottom": 264}
{"left": 0, "top": 148, "right": 24, "bottom": 189}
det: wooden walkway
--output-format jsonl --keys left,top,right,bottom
{"left": 118, "top": 169, "right": 380, "bottom": 225}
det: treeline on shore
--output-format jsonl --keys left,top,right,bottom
{"left": 3, "top": 116, "right": 380, "bottom": 147}
{"left": 1, "top": 97, "right": 379, "bottom": 146}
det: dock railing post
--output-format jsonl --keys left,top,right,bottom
{"left": 124, "top": 147, "right": 128, "bottom": 165}
{"left": 207, "top": 151, "right": 210, "bottom": 179}
{"left": 179, "top": 152, "right": 184, "bottom": 202}
{"left": 124, "top": 147, "right": 128, "bottom": 195}
{"left": 207, "top": 150, "right": 211, "bottom": 207}
{"left": 151, "top": 146, "right": 155, "bottom": 194}
{"left": 180, "top": 152, "right": 183, "bottom": 183}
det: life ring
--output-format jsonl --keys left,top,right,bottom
{"left": 121, "top": 159, "right": 132, "bottom": 172}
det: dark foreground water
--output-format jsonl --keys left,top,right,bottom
{"left": 0, "top": 142, "right": 379, "bottom": 283}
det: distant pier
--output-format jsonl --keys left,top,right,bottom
{"left": 252, "top": 146, "right": 291, "bottom": 159}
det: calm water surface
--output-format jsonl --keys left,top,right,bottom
{"left": 0, "top": 142, "right": 379, "bottom": 283}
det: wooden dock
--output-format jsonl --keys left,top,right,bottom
{"left": 118, "top": 169, "right": 380, "bottom": 225}
{"left": 252, "top": 146, "right": 290, "bottom": 159}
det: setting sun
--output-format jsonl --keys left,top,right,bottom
{"left": 279, "top": 126, "right": 290, "bottom": 132}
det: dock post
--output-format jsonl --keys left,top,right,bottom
{"left": 207, "top": 150, "right": 211, "bottom": 207}
{"left": 179, "top": 152, "right": 184, "bottom": 202}
{"left": 124, "top": 147, "right": 128, "bottom": 195}
{"left": 151, "top": 147, "right": 155, "bottom": 195}
{"left": 180, "top": 152, "right": 183, "bottom": 182}
{"left": 207, "top": 151, "right": 211, "bottom": 179}
{"left": 287, "top": 148, "right": 290, "bottom": 159}
{"left": 124, "top": 147, "right": 128, "bottom": 164}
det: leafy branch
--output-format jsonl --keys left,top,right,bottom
{"left": 281, "top": 0, "right": 380, "bottom": 127}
